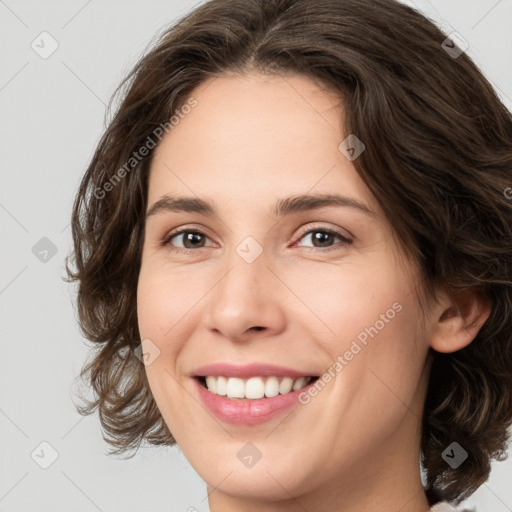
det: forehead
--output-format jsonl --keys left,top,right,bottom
{"left": 147, "top": 71, "right": 380, "bottom": 219}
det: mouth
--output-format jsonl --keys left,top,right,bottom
{"left": 192, "top": 374, "right": 321, "bottom": 425}
{"left": 190, "top": 362, "right": 322, "bottom": 424}
{"left": 195, "top": 375, "right": 320, "bottom": 400}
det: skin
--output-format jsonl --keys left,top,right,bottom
{"left": 136, "top": 71, "right": 491, "bottom": 512}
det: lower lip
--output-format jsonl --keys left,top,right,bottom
{"left": 193, "top": 378, "right": 316, "bottom": 425}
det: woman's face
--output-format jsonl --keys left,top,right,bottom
{"left": 137, "top": 72, "right": 433, "bottom": 508}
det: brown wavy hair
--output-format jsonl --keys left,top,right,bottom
{"left": 64, "top": 0, "right": 512, "bottom": 506}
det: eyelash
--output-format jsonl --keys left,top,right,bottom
{"left": 159, "top": 226, "right": 353, "bottom": 254}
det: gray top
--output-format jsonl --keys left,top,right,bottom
{"left": 429, "top": 502, "right": 476, "bottom": 512}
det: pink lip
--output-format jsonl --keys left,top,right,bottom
{"left": 192, "top": 376, "right": 318, "bottom": 425}
{"left": 190, "top": 362, "right": 316, "bottom": 378}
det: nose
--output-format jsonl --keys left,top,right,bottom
{"left": 203, "top": 248, "right": 287, "bottom": 343}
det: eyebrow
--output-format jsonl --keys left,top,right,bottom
{"left": 145, "top": 193, "right": 376, "bottom": 219}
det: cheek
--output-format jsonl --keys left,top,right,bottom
{"left": 314, "top": 262, "right": 426, "bottom": 416}
{"left": 136, "top": 269, "right": 182, "bottom": 397}
{"left": 283, "top": 258, "right": 407, "bottom": 352}
{"left": 136, "top": 264, "right": 205, "bottom": 405}
{"left": 136, "top": 262, "right": 198, "bottom": 341}
{"left": 136, "top": 270, "right": 186, "bottom": 430}
{"left": 358, "top": 292, "right": 428, "bottom": 424}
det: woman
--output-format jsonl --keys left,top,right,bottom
{"left": 65, "top": 0, "right": 512, "bottom": 510}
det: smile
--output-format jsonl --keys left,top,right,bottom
{"left": 190, "top": 363, "right": 320, "bottom": 425}
{"left": 199, "top": 375, "right": 316, "bottom": 399}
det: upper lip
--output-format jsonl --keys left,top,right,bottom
{"left": 190, "top": 362, "right": 318, "bottom": 378}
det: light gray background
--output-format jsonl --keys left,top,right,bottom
{"left": 1, "top": 1, "right": 511, "bottom": 511}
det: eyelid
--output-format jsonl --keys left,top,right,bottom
{"left": 160, "top": 226, "right": 215, "bottom": 250}
{"left": 160, "top": 223, "right": 353, "bottom": 253}
{"left": 293, "top": 223, "right": 353, "bottom": 244}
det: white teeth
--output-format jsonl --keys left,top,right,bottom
{"left": 205, "top": 376, "right": 217, "bottom": 394}
{"left": 226, "top": 377, "right": 245, "bottom": 398}
{"left": 292, "top": 377, "right": 307, "bottom": 391}
{"left": 264, "top": 376, "right": 279, "bottom": 397}
{"left": 216, "top": 376, "right": 227, "bottom": 396}
{"left": 202, "top": 375, "right": 313, "bottom": 399}
{"left": 279, "top": 377, "right": 294, "bottom": 394}
{"left": 245, "top": 377, "right": 265, "bottom": 399}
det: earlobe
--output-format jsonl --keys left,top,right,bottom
{"left": 429, "top": 287, "right": 492, "bottom": 354}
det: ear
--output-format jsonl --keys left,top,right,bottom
{"left": 429, "top": 286, "right": 492, "bottom": 353}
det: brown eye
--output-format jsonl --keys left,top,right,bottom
{"left": 294, "top": 227, "right": 352, "bottom": 251}
{"left": 161, "top": 229, "right": 213, "bottom": 252}
{"left": 161, "top": 226, "right": 352, "bottom": 254}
